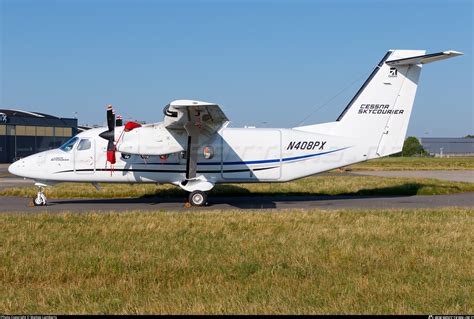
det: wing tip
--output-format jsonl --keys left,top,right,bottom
{"left": 443, "top": 50, "right": 464, "bottom": 56}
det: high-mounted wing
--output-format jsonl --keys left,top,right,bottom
{"left": 163, "top": 100, "right": 229, "bottom": 181}
{"left": 163, "top": 100, "right": 229, "bottom": 134}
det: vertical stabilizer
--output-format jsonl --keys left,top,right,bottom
{"left": 294, "top": 50, "right": 463, "bottom": 157}
{"left": 332, "top": 49, "right": 465, "bottom": 158}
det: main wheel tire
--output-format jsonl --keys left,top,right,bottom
{"left": 189, "top": 190, "right": 207, "bottom": 207}
{"left": 33, "top": 195, "right": 46, "bottom": 206}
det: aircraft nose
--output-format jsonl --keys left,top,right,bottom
{"left": 8, "top": 153, "right": 49, "bottom": 179}
{"left": 8, "top": 160, "right": 20, "bottom": 176}
{"left": 8, "top": 158, "right": 29, "bottom": 177}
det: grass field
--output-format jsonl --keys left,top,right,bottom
{"left": 1, "top": 175, "right": 473, "bottom": 199}
{"left": 1, "top": 208, "right": 472, "bottom": 314}
{"left": 346, "top": 157, "right": 474, "bottom": 171}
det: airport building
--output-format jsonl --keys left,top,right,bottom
{"left": 0, "top": 109, "right": 78, "bottom": 163}
{"left": 420, "top": 137, "right": 474, "bottom": 157}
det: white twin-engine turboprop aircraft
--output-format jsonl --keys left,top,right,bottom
{"left": 8, "top": 49, "right": 463, "bottom": 206}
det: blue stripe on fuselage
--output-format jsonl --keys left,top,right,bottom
{"left": 144, "top": 147, "right": 350, "bottom": 166}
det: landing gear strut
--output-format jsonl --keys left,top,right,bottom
{"left": 188, "top": 190, "right": 207, "bottom": 207}
{"left": 33, "top": 185, "right": 47, "bottom": 206}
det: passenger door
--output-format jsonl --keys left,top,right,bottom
{"left": 74, "top": 138, "right": 96, "bottom": 174}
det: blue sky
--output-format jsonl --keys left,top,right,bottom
{"left": 1, "top": 0, "right": 472, "bottom": 137}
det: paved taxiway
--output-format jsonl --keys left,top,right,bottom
{"left": 1, "top": 192, "right": 473, "bottom": 212}
{"left": 1, "top": 164, "right": 473, "bottom": 212}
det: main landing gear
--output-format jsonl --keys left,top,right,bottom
{"left": 33, "top": 185, "right": 47, "bottom": 206}
{"left": 188, "top": 190, "right": 208, "bottom": 207}
{"left": 179, "top": 178, "right": 213, "bottom": 207}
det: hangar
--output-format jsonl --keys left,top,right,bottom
{"left": 420, "top": 137, "right": 474, "bottom": 157}
{"left": 0, "top": 109, "right": 78, "bottom": 163}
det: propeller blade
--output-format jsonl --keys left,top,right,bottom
{"left": 106, "top": 105, "right": 115, "bottom": 132}
{"left": 106, "top": 150, "right": 116, "bottom": 165}
{"left": 107, "top": 139, "right": 115, "bottom": 152}
{"left": 116, "top": 115, "right": 123, "bottom": 127}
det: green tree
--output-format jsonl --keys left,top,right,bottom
{"left": 402, "top": 136, "right": 427, "bottom": 157}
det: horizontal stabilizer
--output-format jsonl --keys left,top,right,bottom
{"left": 386, "top": 50, "right": 463, "bottom": 66}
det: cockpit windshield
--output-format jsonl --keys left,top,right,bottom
{"left": 59, "top": 137, "right": 79, "bottom": 152}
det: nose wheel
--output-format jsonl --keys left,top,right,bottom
{"left": 188, "top": 190, "right": 207, "bottom": 207}
{"left": 33, "top": 186, "right": 47, "bottom": 206}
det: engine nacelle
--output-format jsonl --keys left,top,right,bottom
{"left": 115, "top": 124, "right": 185, "bottom": 156}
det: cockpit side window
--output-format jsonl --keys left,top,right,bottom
{"left": 59, "top": 137, "right": 79, "bottom": 152}
{"left": 77, "top": 139, "right": 92, "bottom": 151}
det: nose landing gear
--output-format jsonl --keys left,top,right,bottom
{"left": 33, "top": 184, "right": 48, "bottom": 206}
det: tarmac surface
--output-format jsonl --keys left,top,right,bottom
{"left": 1, "top": 192, "right": 473, "bottom": 212}
{"left": 1, "top": 164, "right": 473, "bottom": 212}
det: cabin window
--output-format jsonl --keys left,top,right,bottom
{"left": 77, "top": 139, "right": 92, "bottom": 151}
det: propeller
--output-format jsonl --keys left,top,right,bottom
{"left": 99, "top": 105, "right": 116, "bottom": 165}
{"left": 116, "top": 115, "right": 123, "bottom": 127}
{"left": 99, "top": 105, "right": 143, "bottom": 168}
